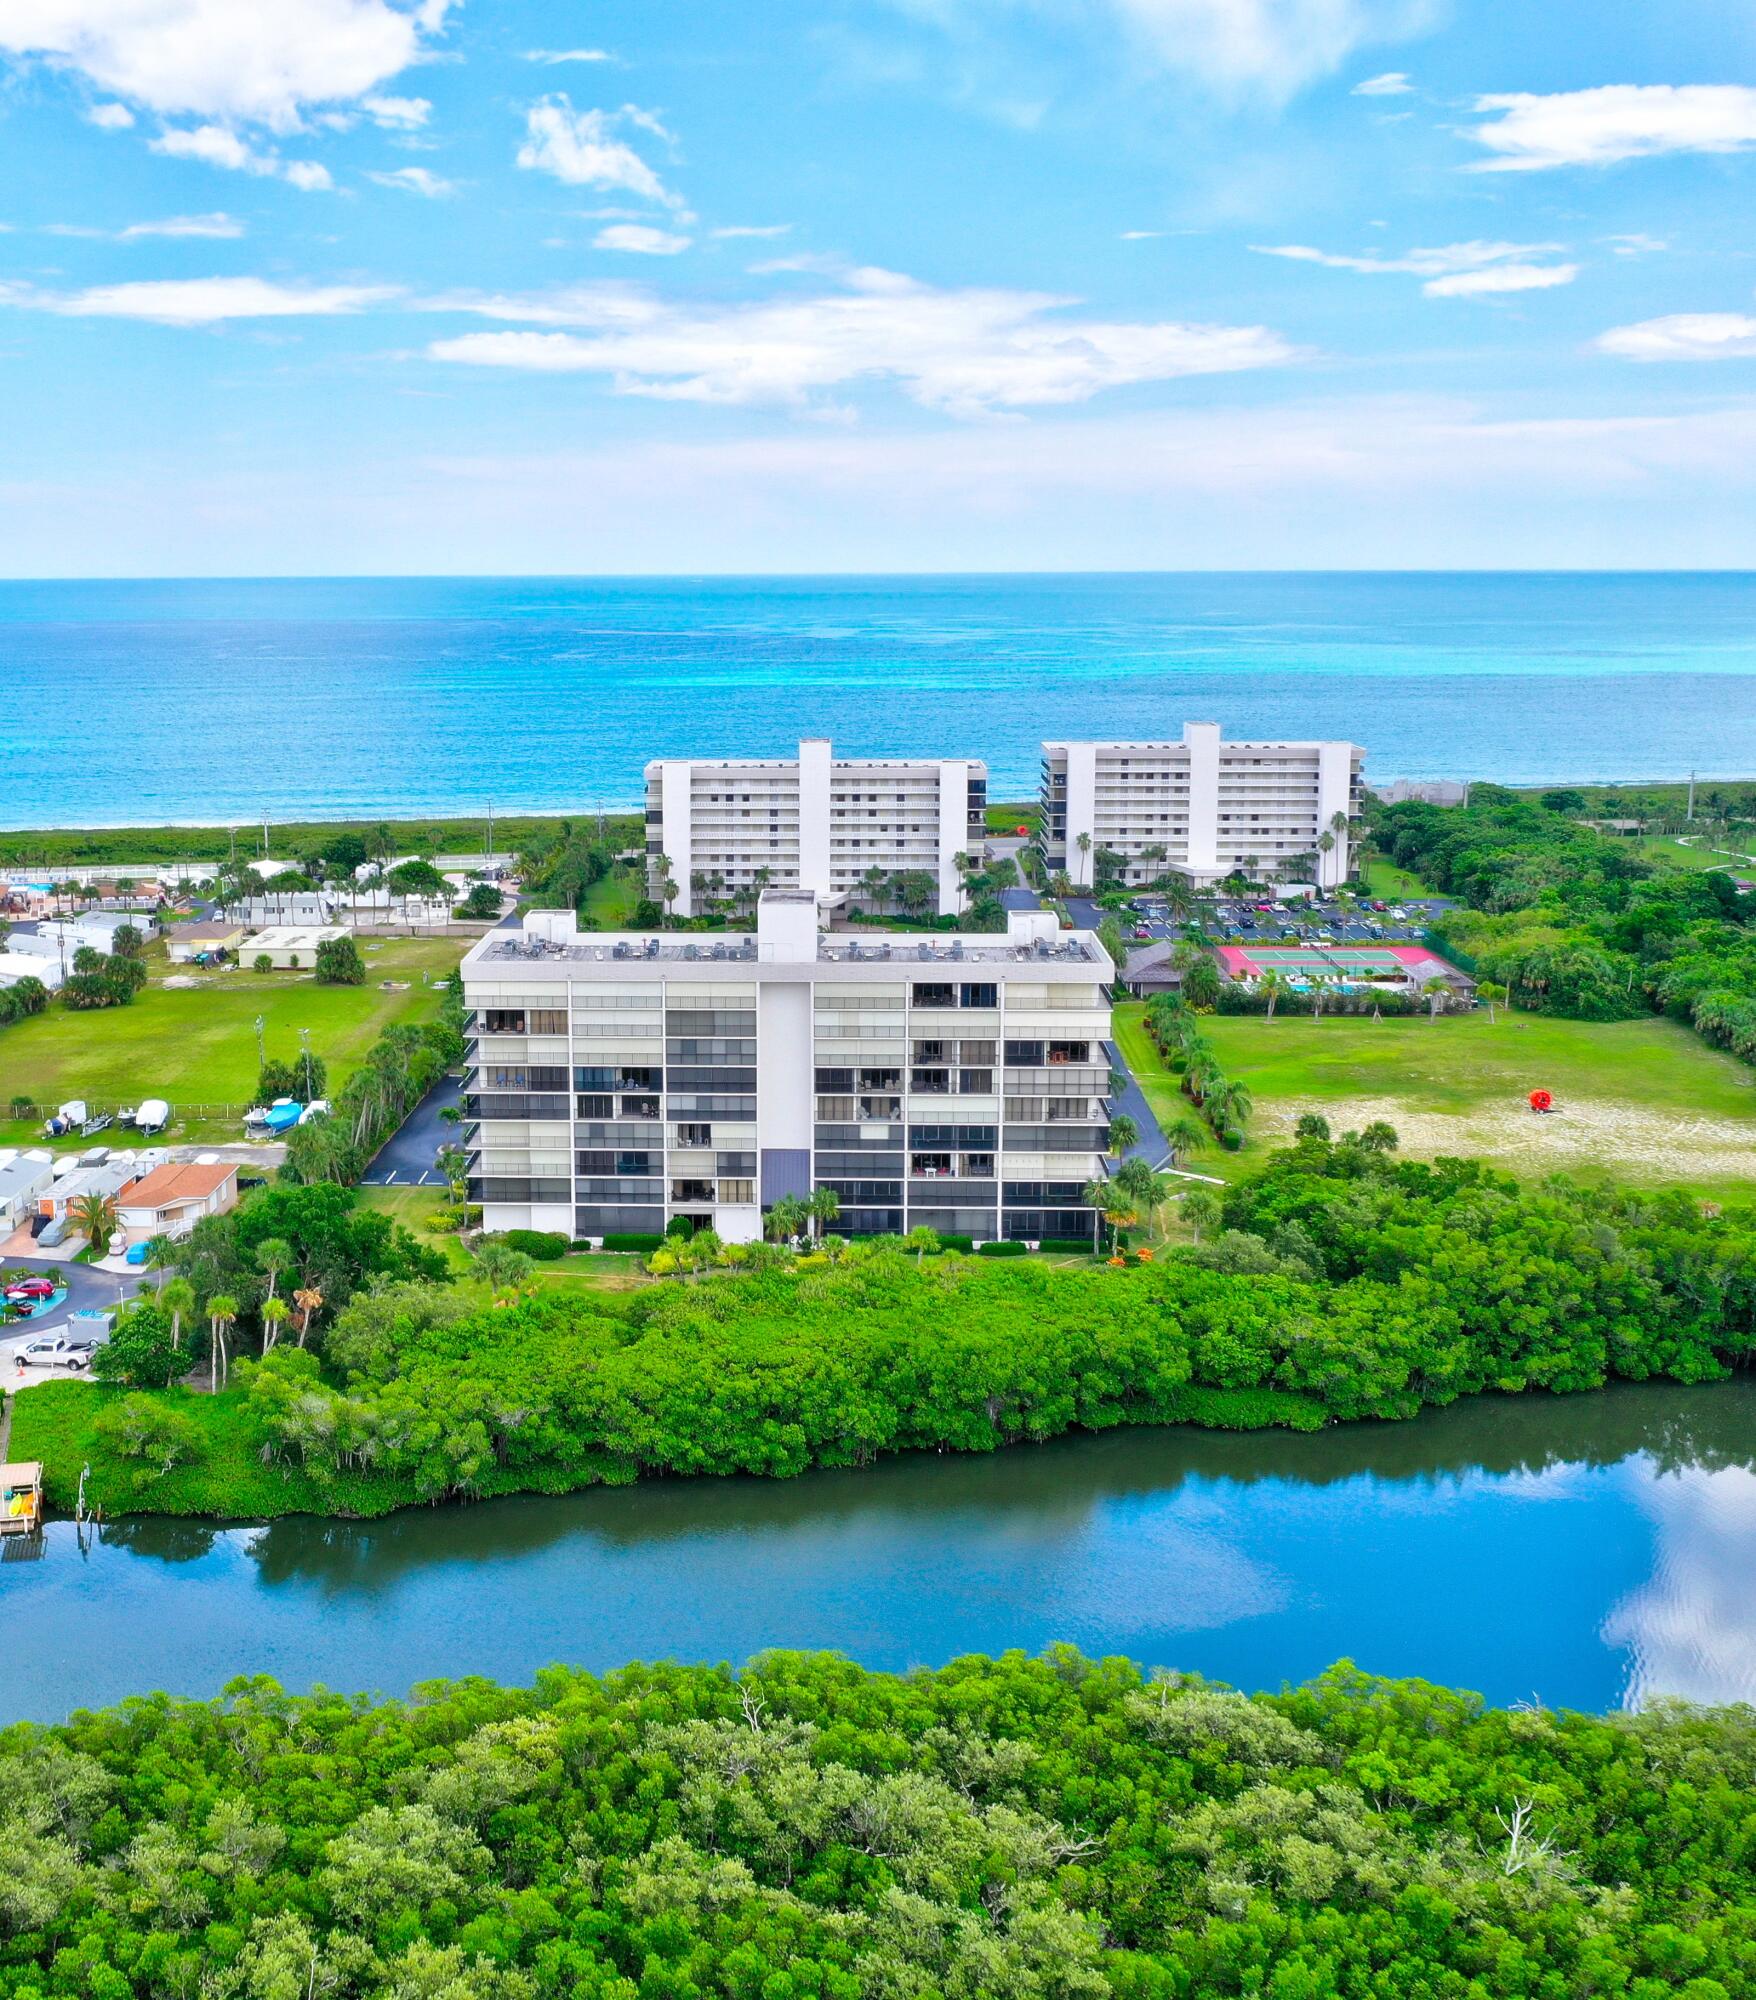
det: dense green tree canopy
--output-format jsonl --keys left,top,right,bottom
{"left": 0, "top": 1650, "right": 1750, "bottom": 1999}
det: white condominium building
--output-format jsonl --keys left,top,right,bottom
{"left": 460, "top": 892, "right": 1115, "bottom": 1248}
{"left": 1040, "top": 722, "right": 1365, "bottom": 891}
{"left": 644, "top": 738, "right": 988, "bottom": 918}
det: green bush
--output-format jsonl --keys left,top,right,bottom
{"left": 935, "top": 1233, "right": 974, "bottom": 1253}
{"left": 6, "top": 1651, "right": 1754, "bottom": 2000}
{"left": 976, "top": 1239, "right": 1028, "bottom": 1256}
{"left": 1038, "top": 1237, "right": 1099, "bottom": 1255}
{"left": 602, "top": 1231, "right": 665, "bottom": 1251}
{"left": 501, "top": 1228, "right": 569, "bottom": 1261}
{"left": 665, "top": 1215, "right": 694, "bottom": 1241}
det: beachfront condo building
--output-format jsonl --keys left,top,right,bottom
{"left": 643, "top": 739, "right": 988, "bottom": 918}
{"left": 460, "top": 892, "right": 1114, "bottom": 1248}
{"left": 1039, "top": 723, "right": 1365, "bottom": 891}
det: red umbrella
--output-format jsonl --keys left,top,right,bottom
{"left": 1529, "top": 1089, "right": 1553, "bottom": 1112}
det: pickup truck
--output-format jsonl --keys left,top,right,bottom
{"left": 12, "top": 1333, "right": 97, "bottom": 1371}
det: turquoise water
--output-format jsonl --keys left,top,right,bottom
{"left": 2, "top": 573, "right": 1754, "bottom": 827}
{"left": 4, "top": 1382, "right": 1753, "bottom": 1724}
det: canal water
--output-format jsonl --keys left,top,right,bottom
{"left": 3, "top": 1381, "right": 1753, "bottom": 1723}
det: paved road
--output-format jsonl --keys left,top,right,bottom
{"left": 360, "top": 1072, "right": 464, "bottom": 1187}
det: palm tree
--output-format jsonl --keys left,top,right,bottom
{"left": 70, "top": 1191, "right": 119, "bottom": 1257}
{"left": 160, "top": 1276, "right": 195, "bottom": 1352}
{"left": 1048, "top": 870, "right": 1073, "bottom": 900}
{"left": 861, "top": 863, "right": 889, "bottom": 912}
{"left": 765, "top": 1195, "right": 809, "bottom": 1245}
{"left": 260, "top": 1295, "right": 291, "bottom": 1353}
{"left": 1082, "top": 1178, "right": 1123, "bottom": 1254}
{"left": 1259, "top": 969, "right": 1288, "bottom": 1022}
{"left": 1075, "top": 830, "right": 1092, "bottom": 886}
{"left": 142, "top": 1235, "right": 177, "bottom": 1292}
{"left": 206, "top": 1293, "right": 239, "bottom": 1390}
{"left": 1107, "top": 1113, "right": 1139, "bottom": 1157}
{"left": 1207, "top": 1078, "right": 1253, "bottom": 1130}
{"left": 255, "top": 1236, "right": 292, "bottom": 1301}
{"left": 293, "top": 1285, "right": 323, "bottom": 1347}
{"left": 903, "top": 1224, "right": 940, "bottom": 1265}
{"left": 1181, "top": 1189, "right": 1221, "bottom": 1242}
{"left": 1162, "top": 1114, "right": 1208, "bottom": 1166}
{"left": 807, "top": 1186, "right": 841, "bottom": 1243}
{"left": 477, "top": 1241, "right": 535, "bottom": 1292}
{"left": 1317, "top": 829, "right": 1336, "bottom": 888}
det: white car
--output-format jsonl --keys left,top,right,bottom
{"left": 15, "top": 1334, "right": 96, "bottom": 1371}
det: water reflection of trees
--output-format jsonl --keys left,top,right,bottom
{"left": 240, "top": 1380, "right": 1756, "bottom": 1597}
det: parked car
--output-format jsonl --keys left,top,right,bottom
{"left": 36, "top": 1217, "right": 70, "bottom": 1248}
{"left": 3, "top": 1276, "right": 56, "bottom": 1302}
{"left": 1370, "top": 899, "right": 1388, "bottom": 911}
{"left": 14, "top": 1335, "right": 95, "bottom": 1371}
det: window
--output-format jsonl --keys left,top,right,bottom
{"left": 912, "top": 982, "right": 956, "bottom": 1009}
{"left": 484, "top": 1009, "right": 526, "bottom": 1034}
{"left": 576, "top": 1094, "right": 613, "bottom": 1118}
{"left": 676, "top": 1123, "right": 714, "bottom": 1147}
{"left": 1005, "top": 1040, "right": 1045, "bottom": 1066}
{"left": 958, "top": 1068, "right": 993, "bottom": 1095}
{"left": 717, "top": 1178, "right": 755, "bottom": 1204}
{"left": 529, "top": 1009, "right": 567, "bottom": 1035}
{"left": 959, "top": 982, "right": 997, "bottom": 1009}
{"left": 816, "top": 1096, "right": 856, "bottom": 1121}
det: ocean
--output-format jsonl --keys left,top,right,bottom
{"left": 3, "top": 572, "right": 1755, "bottom": 828}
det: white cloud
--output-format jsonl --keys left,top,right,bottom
{"left": 1255, "top": 238, "right": 1577, "bottom": 296}
{"left": 150, "top": 122, "right": 333, "bottom": 189}
{"left": 119, "top": 211, "right": 245, "bottom": 238}
{"left": 594, "top": 223, "right": 692, "bottom": 255}
{"left": 426, "top": 266, "right": 1298, "bottom": 415}
{"left": 1423, "top": 262, "right": 1578, "bottom": 297}
{"left": 1352, "top": 70, "right": 1411, "bottom": 95}
{"left": 1595, "top": 313, "right": 1756, "bottom": 362}
{"left": 522, "top": 49, "right": 614, "bottom": 65}
{"left": 0, "top": 276, "right": 396, "bottom": 324}
{"left": 361, "top": 93, "right": 430, "bottom": 128}
{"left": 516, "top": 96, "right": 684, "bottom": 210}
{"left": 0, "top": 0, "right": 455, "bottom": 130}
{"left": 368, "top": 165, "right": 455, "bottom": 197}
{"left": 1466, "top": 85, "right": 1756, "bottom": 172}
{"left": 85, "top": 100, "right": 134, "bottom": 128}
{"left": 1086, "top": 0, "right": 1436, "bottom": 100}
{"left": 1604, "top": 233, "right": 1668, "bottom": 257}
{"left": 1119, "top": 229, "right": 1162, "bottom": 240}
{"left": 712, "top": 224, "right": 793, "bottom": 239}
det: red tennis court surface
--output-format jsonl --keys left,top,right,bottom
{"left": 1216, "top": 942, "right": 1462, "bottom": 983}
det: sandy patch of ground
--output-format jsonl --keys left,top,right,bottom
{"left": 1262, "top": 1095, "right": 1756, "bottom": 1182}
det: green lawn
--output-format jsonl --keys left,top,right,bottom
{"left": 1360, "top": 857, "right": 1437, "bottom": 900}
{"left": 1636, "top": 834, "right": 1755, "bottom": 873}
{"left": 354, "top": 1184, "right": 474, "bottom": 1273}
{"left": 1116, "top": 1002, "right": 1756, "bottom": 1196}
{"left": 0, "top": 937, "right": 463, "bottom": 1144}
{"left": 580, "top": 862, "right": 645, "bottom": 927}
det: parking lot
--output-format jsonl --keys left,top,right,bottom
{"left": 1068, "top": 892, "right": 1454, "bottom": 949}
{"left": 2, "top": 1257, "right": 133, "bottom": 1385}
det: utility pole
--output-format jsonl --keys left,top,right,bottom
{"left": 254, "top": 1013, "right": 266, "bottom": 1073}
{"left": 1687, "top": 770, "right": 1696, "bottom": 821}
{"left": 300, "top": 1027, "right": 314, "bottom": 1104}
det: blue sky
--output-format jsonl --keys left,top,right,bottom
{"left": 2, "top": 0, "right": 1755, "bottom": 573}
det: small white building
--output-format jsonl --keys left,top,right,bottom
{"left": 242, "top": 925, "right": 349, "bottom": 970}
{"left": 0, "top": 1151, "right": 55, "bottom": 1232}
{"left": 0, "top": 953, "right": 64, "bottom": 994}
{"left": 236, "top": 894, "right": 336, "bottom": 929}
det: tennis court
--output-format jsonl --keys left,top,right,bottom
{"left": 1216, "top": 942, "right": 1464, "bottom": 985}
